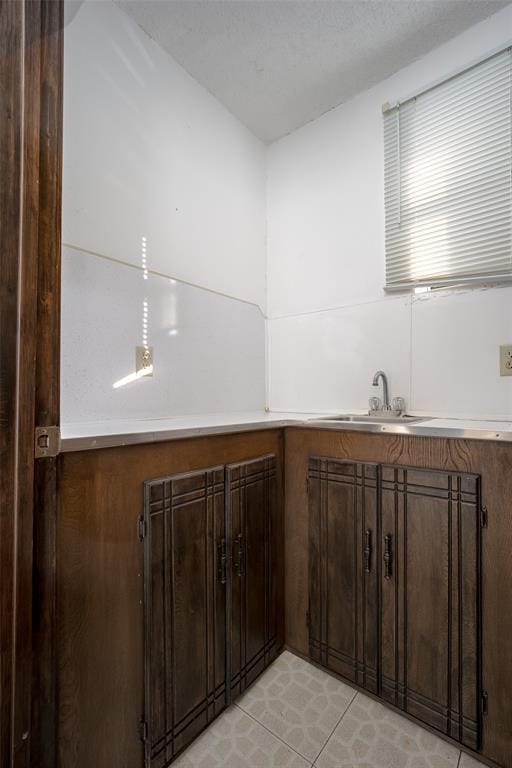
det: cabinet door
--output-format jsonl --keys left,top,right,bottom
{"left": 227, "top": 455, "right": 279, "bottom": 699}
{"left": 308, "top": 458, "right": 379, "bottom": 692}
{"left": 380, "top": 466, "right": 481, "bottom": 750}
{"left": 143, "top": 468, "right": 227, "bottom": 768}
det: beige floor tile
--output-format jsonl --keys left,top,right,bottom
{"left": 459, "top": 753, "right": 488, "bottom": 767}
{"left": 172, "top": 706, "right": 311, "bottom": 768}
{"left": 315, "top": 692, "right": 460, "bottom": 768}
{"left": 237, "top": 650, "right": 356, "bottom": 762}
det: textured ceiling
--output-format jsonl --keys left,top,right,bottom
{"left": 115, "top": 0, "right": 509, "bottom": 143}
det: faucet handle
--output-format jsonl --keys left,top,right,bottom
{"left": 369, "top": 396, "right": 382, "bottom": 413}
{"left": 392, "top": 396, "right": 406, "bottom": 415}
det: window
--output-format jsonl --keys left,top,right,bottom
{"left": 383, "top": 49, "right": 512, "bottom": 291}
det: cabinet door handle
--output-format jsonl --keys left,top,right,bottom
{"left": 384, "top": 534, "right": 392, "bottom": 579}
{"left": 217, "top": 538, "right": 227, "bottom": 584}
{"left": 364, "top": 529, "right": 372, "bottom": 573}
{"left": 235, "top": 533, "right": 245, "bottom": 577}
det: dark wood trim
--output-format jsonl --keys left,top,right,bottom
{"left": 1, "top": 4, "right": 26, "bottom": 762}
{"left": 31, "top": 2, "right": 64, "bottom": 767}
{"left": 0, "top": 1, "right": 63, "bottom": 765}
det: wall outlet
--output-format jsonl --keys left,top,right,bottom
{"left": 136, "top": 346, "right": 154, "bottom": 376}
{"left": 499, "top": 345, "right": 512, "bottom": 376}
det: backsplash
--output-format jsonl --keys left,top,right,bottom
{"left": 61, "top": 246, "right": 265, "bottom": 422}
{"left": 269, "top": 285, "right": 512, "bottom": 419}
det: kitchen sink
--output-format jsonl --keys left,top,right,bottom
{"left": 318, "top": 413, "right": 429, "bottom": 425}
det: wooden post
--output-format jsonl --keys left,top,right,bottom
{"left": 0, "top": 2, "right": 63, "bottom": 765}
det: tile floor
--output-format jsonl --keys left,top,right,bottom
{"left": 174, "top": 651, "right": 488, "bottom": 768}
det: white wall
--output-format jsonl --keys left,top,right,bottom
{"left": 62, "top": 0, "right": 267, "bottom": 422}
{"left": 64, "top": 0, "right": 266, "bottom": 309}
{"left": 267, "top": 5, "right": 512, "bottom": 419}
{"left": 63, "top": 1, "right": 512, "bottom": 423}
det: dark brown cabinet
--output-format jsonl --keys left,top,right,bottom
{"left": 308, "top": 458, "right": 379, "bottom": 693}
{"left": 308, "top": 456, "right": 482, "bottom": 751}
{"left": 55, "top": 430, "right": 512, "bottom": 768}
{"left": 227, "top": 456, "right": 279, "bottom": 698}
{"left": 380, "top": 466, "right": 481, "bottom": 749}
{"left": 143, "top": 467, "right": 228, "bottom": 768}
{"left": 143, "top": 454, "right": 281, "bottom": 767}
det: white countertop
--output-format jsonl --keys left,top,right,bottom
{"left": 60, "top": 411, "right": 512, "bottom": 452}
{"left": 60, "top": 411, "right": 312, "bottom": 452}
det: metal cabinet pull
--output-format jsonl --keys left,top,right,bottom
{"left": 384, "top": 534, "right": 392, "bottom": 579}
{"left": 235, "top": 533, "right": 245, "bottom": 577}
{"left": 217, "top": 539, "right": 227, "bottom": 584}
{"left": 364, "top": 529, "right": 372, "bottom": 573}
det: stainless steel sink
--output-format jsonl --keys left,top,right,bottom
{"left": 318, "top": 414, "right": 428, "bottom": 425}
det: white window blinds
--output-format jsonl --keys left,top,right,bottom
{"left": 383, "top": 49, "right": 512, "bottom": 291}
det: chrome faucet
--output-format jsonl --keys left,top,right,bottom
{"left": 372, "top": 370, "right": 391, "bottom": 411}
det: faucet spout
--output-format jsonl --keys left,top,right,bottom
{"left": 372, "top": 370, "right": 390, "bottom": 410}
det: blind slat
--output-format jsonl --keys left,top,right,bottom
{"left": 396, "top": 186, "right": 512, "bottom": 227}
{"left": 384, "top": 48, "right": 512, "bottom": 290}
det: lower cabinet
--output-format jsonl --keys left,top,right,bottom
{"left": 142, "top": 454, "right": 280, "bottom": 767}
{"left": 308, "top": 458, "right": 379, "bottom": 693}
{"left": 308, "top": 456, "right": 482, "bottom": 751}
{"left": 227, "top": 456, "right": 280, "bottom": 698}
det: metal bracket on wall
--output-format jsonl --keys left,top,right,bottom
{"left": 34, "top": 426, "right": 61, "bottom": 458}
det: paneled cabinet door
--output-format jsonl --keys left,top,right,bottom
{"left": 308, "top": 458, "right": 379, "bottom": 693}
{"left": 143, "top": 468, "right": 227, "bottom": 768}
{"left": 227, "top": 455, "right": 280, "bottom": 699}
{"left": 380, "top": 466, "right": 481, "bottom": 750}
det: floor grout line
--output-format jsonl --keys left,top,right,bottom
{"left": 233, "top": 702, "right": 314, "bottom": 765}
{"left": 310, "top": 689, "right": 358, "bottom": 766}
{"left": 219, "top": 652, "right": 472, "bottom": 768}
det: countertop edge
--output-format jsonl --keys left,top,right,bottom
{"left": 60, "top": 417, "right": 512, "bottom": 453}
{"left": 59, "top": 419, "right": 296, "bottom": 453}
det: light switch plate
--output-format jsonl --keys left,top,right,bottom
{"left": 499, "top": 345, "right": 512, "bottom": 376}
{"left": 136, "top": 346, "right": 154, "bottom": 376}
